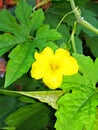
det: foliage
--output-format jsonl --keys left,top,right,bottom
{"left": 0, "top": 0, "right": 98, "bottom": 130}
{"left": 55, "top": 54, "right": 98, "bottom": 130}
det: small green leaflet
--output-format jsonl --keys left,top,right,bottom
{"left": 15, "top": 0, "right": 45, "bottom": 36}
{"left": 55, "top": 54, "right": 98, "bottom": 130}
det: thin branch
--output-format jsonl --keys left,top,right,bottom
{"left": 69, "top": 0, "right": 98, "bottom": 34}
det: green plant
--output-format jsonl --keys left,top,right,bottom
{"left": 0, "top": 0, "right": 98, "bottom": 129}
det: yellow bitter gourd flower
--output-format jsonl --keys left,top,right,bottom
{"left": 31, "top": 47, "right": 79, "bottom": 89}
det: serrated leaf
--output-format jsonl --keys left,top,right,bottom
{"left": 55, "top": 54, "right": 98, "bottom": 130}
{"left": 0, "top": 1, "right": 45, "bottom": 38}
{"left": 55, "top": 89, "right": 98, "bottom": 130}
{"left": 0, "top": 1, "right": 48, "bottom": 58}
{"left": 4, "top": 42, "right": 35, "bottom": 88}
{"left": 0, "top": 9, "right": 23, "bottom": 37}
{"left": 74, "top": 54, "right": 98, "bottom": 85}
{"left": 0, "top": 33, "right": 27, "bottom": 57}
{"left": 15, "top": 0, "right": 32, "bottom": 35}
{"left": 15, "top": 0, "right": 45, "bottom": 34}
{"left": 35, "top": 25, "right": 62, "bottom": 43}
{"left": 0, "top": 34, "right": 15, "bottom": 57}
{"left": 0, "top": 1, "right": 33, "bottom": 38}
{"left": 5, "top": 103, "right": 50, "bottom": 130}
{"left": 61, "top": 54, "right": 98, "bottom": 90}
{"left": 61, "top": 54, "right": 98, "bottom": 89}
{"left": 15, "top": 0, "right": 32, "bottom": 26}
{"left": 29, "top": 9, "right": 45, "bottom": 31}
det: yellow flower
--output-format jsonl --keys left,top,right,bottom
{"left": 31, "top": 47, "right": 79, "bottom": 89}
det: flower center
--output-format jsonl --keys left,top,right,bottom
{"left": 50, "top": 63, "right": 58, "bottom": 71}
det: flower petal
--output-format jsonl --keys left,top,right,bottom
{"left": 43, "top": 72, "right": 63, "bottom": 89}
{"left": 63, "top": 56, "right": 79, "bottom": 75}
{"left": 31, "top": 61, "right": 49, "bottom": 79}
{"left": 55, "top": 48, "right": 70, "bottom": 60}
{"left": 35, "top": 47, "right": 54, "bottom": 61}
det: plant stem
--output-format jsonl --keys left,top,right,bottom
{"left": 71, "top": 21, "right": 77, "bottom": 53}
{"left": 56, "top": 8, "right": 78, "bottom": 30}
{"left": 68, "top": 21, "right": 77, "bottom": 53}
{"left": 56, "top": 6, "right": 78, "bottom": 53}
{"left": 69, "top": 0, "right": 98, "bottom": 34}
{"left": 33, "top": 0, "right": 50, "bottom": 11}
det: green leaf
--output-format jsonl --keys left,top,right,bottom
{"left": 0, "top": 1, "right": 46, "bottom": 61}
{"left": 35, "top": 25, "right": 62, "bottom": 43}
{"left": 57, "top": 24, "right": 70, "bottom": 45}
{"left": 45, "top": 42, "right": 59, "bottom": 51}
{"left": 15, "top": 0, "right": 32, "bottom": 35}
{"left": 5, "top": 103, "right": 50, "bottom": 130}
{"left": 94, "top": 58, "right": 98, "bottom": 82}
{"left": 0, "top": 89, "right": 64, "bottom": 109}
{"left": 19, "top": 96, "right": 36, "bottom": 104}
{"left": 74, "top": 54, "right": 98, "bottom": 85}
{"left": 0, "top": 95, "right": 19, "bottom": 129}
{"left": 0, "top": 1, "right": 45, "bottom": 37}
{"left": 34, "top": 41, "right": 59, "bottom": 52}
{"left": 15, "top": 0, "right": 45, "bottom": 35}
{"left": 86, "top": 1, "right": 98, "bottom": 15}
{"left": 17, "top": 90, "right": 64, "bottom": 109}
{"left": 85, "top": 36, "right": 98, "bottom": 57}
{"left": 0, "top": 34, "right": 15, "bottom": 57}
{"left": 55, "top": 54, "right": 98, "bottom": 130}
{"left": 29, "top": 9, "right": 45, "bottom": 31}
{"left": 74, "top": 36, "right": 83, "bottom": 54}
{"left": 0, "top": 9, "right": 23, "bottom": 37}
{"left": 55, "top": 89, "right": 98, "bottom": 130}
{"left": 4, "top": 42, "right": 35, "bottom": 88}
{"left": 45, "top": 1, "right": 76, "bottom": 28}
{"left": 15, "top": 0, "right": 45, "bottom": 34}
{"left": 0, "top": 33, "right": 27, "bottom": 57}
{"left": 0, "top": 1, "right": 43, "bottom": 38}
{"left": 75, "top": 0, "right": 90, "bottom": 6}
{"left": 93, "top": 109, "right": 98, "bottom": 130}
{"left": 15, "top": 0, "right": 32, "bottom": 26}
